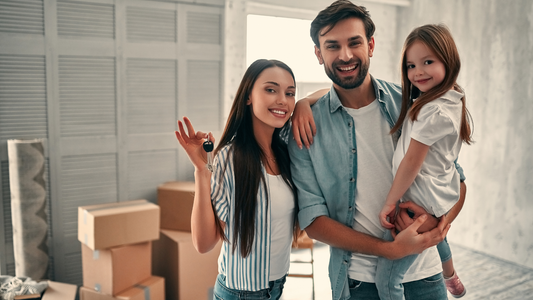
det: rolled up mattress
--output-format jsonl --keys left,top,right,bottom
{"left": 7, "top": 139, "right": 49, "bottom": 280}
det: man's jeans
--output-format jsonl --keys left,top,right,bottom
{"left": 213, "top": 274, "right": 286, "bottom": 300}
{"left": 348, "top": 273, "right": 447, "bottom": 300}
{"left": 375, "top": 229, "right": 450, "bottom": 300}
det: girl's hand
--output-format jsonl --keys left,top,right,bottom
{"left": 395, "top": 201, "right": 439, "bottom": 233}
{"left": 175, "top": 117, "right": 215, "bottom": 171}
{"left": 291, "top": 100, "right": 316, "bottom": 149}
{"left": 379, "top": 202, "right": 396, "bottom": 229}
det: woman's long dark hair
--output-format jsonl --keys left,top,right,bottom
{"left": 391, "top": 24, "right": 473, "bottom": 144}
{"left": 212, "top": 59, "right": 299, "bottom": 257}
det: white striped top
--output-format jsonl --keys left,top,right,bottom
{"left": 211, "top": 144, "right": 290, "bottom": 291}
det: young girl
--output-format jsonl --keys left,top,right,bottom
{"left": 376, "top": 24, "right": 473, "bottom": 299}
{"left": 175, "top": 59, "right": 299, "bottom": 300}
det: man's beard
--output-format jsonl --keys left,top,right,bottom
{"left": 324, "top": 58, "right": 369, "bottom": 89}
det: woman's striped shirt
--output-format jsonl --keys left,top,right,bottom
{"left": 211, "top": 144, "right": 275, "bottom": 291}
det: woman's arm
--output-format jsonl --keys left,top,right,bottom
{"left": 191, "top": 167, "right": 225, "bottom": 253}
{"left": 175, "top": 117, "right": 223, "bottom": 253}
{"left": 379, "top": 138, "right": 430, "bottom": 229}
{"left": 291, "top": 88, "right": 329, "bottom": 149}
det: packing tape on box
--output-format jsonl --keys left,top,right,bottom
{"left": 82, "top": 200, "right": 150, "bottom": 224}
{"left": 93, "top": 250, "right": 99, "bottom": 260}
{"left": 134, "top": 284, "right": 150, "bottom": 300}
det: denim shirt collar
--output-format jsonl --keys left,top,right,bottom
{"left": 328, "top": 75, "right": 391, "bottom": 113}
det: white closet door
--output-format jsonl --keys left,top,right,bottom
{"left": 0, "top": 0, "right": 48, "bottom": 277}
{"left": 0, "top": 0, "right": 224, "bottom": 283}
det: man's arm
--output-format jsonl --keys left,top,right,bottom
{"left": 306, "top": 214, "right": 449, "bottom": 260}
{"left": 288, "top": 103, "right": 449, "bottom": 262}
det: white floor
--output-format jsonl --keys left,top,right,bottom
{"left": 281, "top": 241, "right": 533, "bottom": 300}
{"left": 281, "top": 241, "right": 331, "bottom": 300}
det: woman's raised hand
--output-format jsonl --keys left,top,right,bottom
{"left": 175, "top": 117, "right": 215, "bottom": 171}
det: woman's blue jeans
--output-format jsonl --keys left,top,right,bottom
{"left": 213, "top": 274, "right": 286, "bottom": 300}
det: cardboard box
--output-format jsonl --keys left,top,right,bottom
{"left": 80, "top": 276, "right": 164, "bottom": 300}
{"left": 14, "top": 295, "right": 40, "bottom": 300}
{"left": 82, "top": 242, "right": 152, "bottom": 295}
{"left": 78, "top": 200, "right": 160, "bottom": 250}
{"left": 157, "top": 182, "right": 195, "bottom": 231}
{"left": 10, "top": 281, "right": 77, "bottom": 300}
{"left": 41, "top": 281, "right": 78, "bottom": 300}
{"left": 152, "top": 229, "right": 220, "bottom": 300}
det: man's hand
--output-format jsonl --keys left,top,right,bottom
{"left": 394, "top": 201, "right": 439, "bottom": 233}
{"left": 387, "top": 214, "right": 450, "bottom": 260}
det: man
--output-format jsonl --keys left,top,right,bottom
{"left": 288, "top": 1, "right": 466, "bottom": 299}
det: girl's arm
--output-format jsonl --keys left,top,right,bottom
{"left": 291, "top": 88, "right": 329, "bottom": 149}
{"left": 175, "top": 117, "right": 224, "bottom": 253}
{"left": 396, "top": 181, "right": 466, "bottom": 233}
{"left": 379, "top": 138, "right": 430, "bottom": 229}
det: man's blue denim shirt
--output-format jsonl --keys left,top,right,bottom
{"left": 288, "top": 76, "right": 465, "bottom": 300}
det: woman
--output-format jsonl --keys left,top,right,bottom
{"left": 175, "top": 59, "right": 299, "bottom": 300}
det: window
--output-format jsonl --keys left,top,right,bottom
{"left": 247, "top": 14, "right": 330, "bottom": 97}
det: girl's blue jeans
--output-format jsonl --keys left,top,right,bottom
{"left": 375, "top": 231, "right": 450, "bottom": 300}
{"left": 437, "top": 237, "right": 452, "bottom": 263}
{"left": 213, "top": 274, "right": 286, "bottom": 300}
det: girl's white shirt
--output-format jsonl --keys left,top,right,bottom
{"left": 393, "top": 89, "right": 464, "bottom": 217}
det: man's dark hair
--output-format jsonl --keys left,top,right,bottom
{"left": 311, "top": 0, "right": 375, "bottom": 47}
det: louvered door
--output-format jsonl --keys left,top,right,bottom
{"left": 0, "top": 0, "right": 224, "bottom": 283}
{"left": 0, "top": 0, "right": 48, "bottom": 278}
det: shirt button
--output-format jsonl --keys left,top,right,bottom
{"left": 349, "top": 206, "right": 352, "bottom": 210}
{"left": 352, "top": 148, "right": 356, "bottom": 153}
{"left": 350, "top": 178, "right": 355, "bottom": 182}
{"left": 348, "top": 122, "right": 352, "bottom": 127}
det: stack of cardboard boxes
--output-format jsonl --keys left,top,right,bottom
{"left": 153, "top": 181, "right": 221, "bottom": 300}
{"left": 77, "top": 200, "right": 165, "bottom": 300}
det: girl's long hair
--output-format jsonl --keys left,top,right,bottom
{"left": 391, "top": 24, "right": 473, "bottom": 144}
{"left": 213, "top": 59, "right": 299, "bottom": 257}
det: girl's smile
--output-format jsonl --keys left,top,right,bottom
{"left": 415, "top": 78, "right": 430, "bottom": 85}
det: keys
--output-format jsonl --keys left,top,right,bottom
{"left": 203, "top": 140, "right": 214, "bottom": 172}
